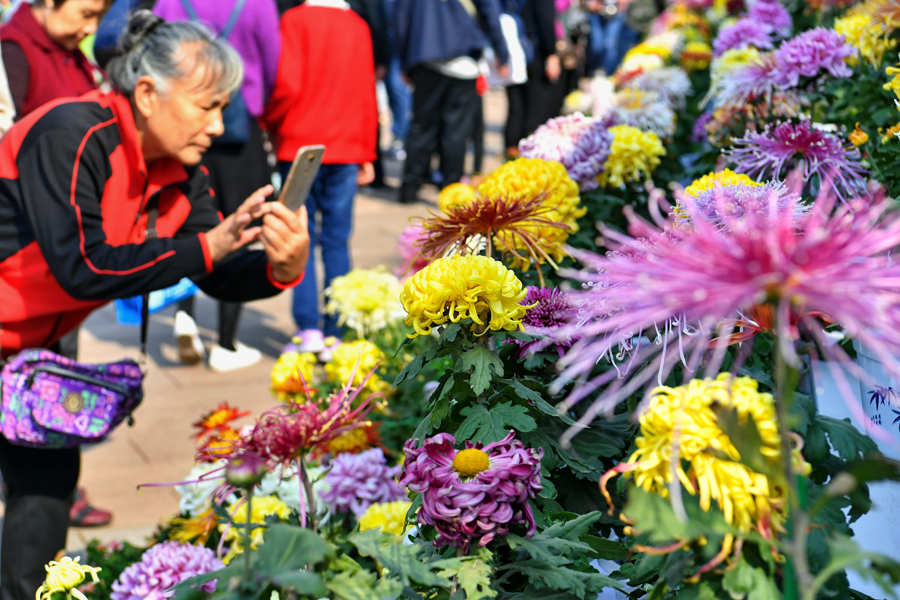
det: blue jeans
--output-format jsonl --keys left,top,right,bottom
{"left": 385, "top": 54, "right": 412, "bottom": 143}
{"left": 587, "top": 13, "right": 640, "bottom": 75}
{"left": 279, "top": 162, "right": 359, "bottom": 337}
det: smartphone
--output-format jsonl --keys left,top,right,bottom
{"left": 278, "top": 145, "right": 325, "bottom": 212}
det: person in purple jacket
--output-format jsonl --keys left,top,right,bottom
{"left": 153, "top": 0, "right": 282, "bottom": 372}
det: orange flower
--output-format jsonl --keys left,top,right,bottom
{"left": 192, "top": 403, "right": 250, "bottom": 441}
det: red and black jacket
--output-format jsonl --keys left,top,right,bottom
{"left": 0, "top": 90, "right": 298, "bottom": 356}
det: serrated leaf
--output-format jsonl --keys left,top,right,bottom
{"left": 458, "top": 346, "right": 504, "bottom": 395}
{"left": 721, "top": 557, "right": 779, "bottom": 600}
{"left": 509, "top": 379, "right": 577, "bottom": 426}
{"left": 326, "top": 569, "right": 383, "bottom": 600}
{"left": 393, "top": 347, "right": 434, "bottom": 387}
{"left": 170, "top": 566, "right": 242, "bottom": 600}
{"left": 818, "top": 416, "right": 878, "bottom": 462}
{"left": 270, "top": 571, "right": 328, "bottom": 596}
{"left": 348, "top": 529, "right": 450, "bottom": 588}
{"left": 541, "top": 511, "right": 604, "bottom": 541}
{"left": 582, "top": 535, "right": 629, "bottom": 561}
{"left": 255, "top": 524, "right": 333, "bottom": 575}
{"left": 811, "top": 534, "right": 900, "bottom": 600}
{"left": 441, "top": 323, "right": 462, "bottom": 343}
{"left": 456, "top": 402, "right": 537, "bottom": 444}
{"left": 436, "top": 548, "right": 497, "bottom": 600}
{"left": 506, "top": 533, "right": 593, "bottom": 563}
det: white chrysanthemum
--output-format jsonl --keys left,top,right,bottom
{"left": 609, "top": 89, "right": 677, "bottom": 138}
{"left": 176, "top": 461, "right": 234, "bottom": 517}
{"left": 618, "top": 52, "right": 665, "bottom": 75}
{"left": 255, "top": 466, "right": 330, "bottom": 517}
{"left": 630, "top": 67, "right": 693, "bottom": 109}
{"left": 587, "top": 76, "right": 617, "bottom": 119}
{"left": 324, "top": 266, "right": 405, "bottom": 337}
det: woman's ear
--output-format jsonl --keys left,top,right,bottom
{"left": 133, "top": 76, "right": 158, "bottom": 119}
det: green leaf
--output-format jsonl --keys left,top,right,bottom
{"left": 810, "top": 534, "right": 900, "bottom": 600}
{"left": 457, "top": 345, "right": 505, "bottom": 395}
{"left": 255, "top": 524, "right": 333, "bottom": 575}
{"left": 721, "top": 557, "right": 779, "bottom": 600}
{"left": 677, "top": 581, "right": 720, "bottom": 600}
{"left": 582, "top": 535, "right": 629, "bottom": 561}
{"left": 541, "top": 511, "right": 604, "bottom": 541}
{"left": 170, "top": 566, "right": 242, "bottom": 600}
{"left": 506, "top": 534, "right": 593, "bottom": 563}
{"left": 393, "top": 346, "right": 434, "bottom": 387}
{"left": 818, "top": 416, "right": 878, "bottom": 462}
{"left": 714, "top": 406, "right": 783, "bottom": 486}
{"left": 326, "top": 569, "right": 384, "bottom": 600}
{"left": 441, "top": 323, "right": 462, "bottom": 343}
{"left": 439, "top": 548, "right": 497, "bottom": 600}
{"left": 348, "top": 529, "right": 450, "bottom": 588}
{"left": 456, "top": 401, "right": 537, "bottom": 444}
{"left": 270, "top": 571, "right": 328, "bottom": 597}
{"left": 500, "top": 589, "right": 583, "bottom": 600}
{"left": 509, "top": 378, "right": 577, "bottom": 426}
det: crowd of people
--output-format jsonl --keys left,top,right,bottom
{"left": 0, "top": 0, "right": 652, "bottom": 598}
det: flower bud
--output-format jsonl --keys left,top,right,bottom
{"left": 225, "top": 451, "right": 267, "bottom": 489}
{"left": 849, "top": 123, "right": 869, "bottom": 147}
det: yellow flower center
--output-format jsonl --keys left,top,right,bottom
{"left": 452, "top": 448, "right": 490, "bottom": 478}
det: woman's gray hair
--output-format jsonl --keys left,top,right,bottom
{"left": 107, "top": 10, "right": 243, "bottom": 98}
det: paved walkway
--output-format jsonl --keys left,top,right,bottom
{"left": 56, "top": 89, "right": 509, "bottom": 548}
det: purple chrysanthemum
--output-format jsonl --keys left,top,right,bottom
{"left": 111, "top": 542, "right": 223, "bottom": 600}
{"left": 399, "top": 431, "right": 542, "bottom": 550}
{"left": 319, "top": 448, "right": 406, "bottom": 517}
{"left": 724, "top": 120, "right": 868, "bottom": 202}
{"left": 554, "top": 185, "right": 900, "bottom": 447}
{"left": 691, "top": 113, "right": 714, "bottom": 142}
{"left": 713, "top": 18, "right": 775, "bottom": 56}
{"left": 674, "top": 181, "right": 808, "bottom": 230}
{"left": 511, "top": 287, "right": 577, "bottom": 357}
{"left": 771, "top": 27, "right": 856, "bottom": 87}
{"left": 518, "top": 113, "right": 614, "bottom": 191}
{"left": 748, "top": 0, "right": 792, "bottom": 36}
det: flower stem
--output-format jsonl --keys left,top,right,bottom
{"left": 243, "top": 490, "right": 252, "bottom": 585}
{"left": 775, "top": 343, "right": 813, "bottom": 600}
{"left": 300, "top": 455, "right": 317, "bottom": 533}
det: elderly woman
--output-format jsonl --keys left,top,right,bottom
{"left": 0, "top": 12, "right": 309, "bottom": 599}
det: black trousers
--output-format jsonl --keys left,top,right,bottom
{"left": 504, "top": 59, "right": 566, "bottom": 150}
{"left": 400, "top": 66, "right": 478, "bottom": 201}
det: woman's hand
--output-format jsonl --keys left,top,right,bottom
{"left": 260, "top": 202, "right": 310, "bottom": 284}
{"left": 357, "top": 162, "right": 375, "bottom": 186}
{"left": 205, "top": 185, "right": 274, "bottom": 262}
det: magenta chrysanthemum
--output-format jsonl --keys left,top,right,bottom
{"left": 511, "top": 287, "right": 578, "bottom": 357}
{"left": 110, "top": 542, "right": 223, "bottom": 600}
{"left": 724, "top": 120, "right": 867, "bottom": 202}
{"left": 771, "top": 27, "right": 856, "bottom": 87}
{"left": 748, "top": 0, "right": 792, "bottom": 36}
{"left": 554, "top": 186, "right": 900, "bottom": 445}
{"left": 713, "top": 19, "right": 775, "bottom": 56}
{"left": 518, "top": 113, "right": 613, "bottom": 191}
{"left": 399, "top": 431, "right": 543, "bottom": 550}
{"left": 396, "top": 224, "right": 431, "bottom": 279}
{"left": 319, "top": 448, "right": 406, "bottom": 517}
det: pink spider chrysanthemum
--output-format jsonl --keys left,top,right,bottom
{"left": 724, "top": 120, "right": 868, "bottom": 202}
{"left": 771, "top": 27, "right": 856, "bottom": 87}
{"left": 553, "top": 183, "right": 900, "bottom": 447}
{"left": 748, "top": 0, "right": 792, "bottom": 37}
{"left": 713, "top": 18, "right": 775, "bottom": 56}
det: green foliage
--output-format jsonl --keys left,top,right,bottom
{"left": 84, "top": 540, "right": 148, "bottom": 600}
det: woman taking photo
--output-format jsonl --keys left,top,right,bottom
{"left": 0, "top": 13, "right": 309, "bottom": 599}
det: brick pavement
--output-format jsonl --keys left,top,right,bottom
{"left": 57, "top": 89, "right": 509, "bottom": 548}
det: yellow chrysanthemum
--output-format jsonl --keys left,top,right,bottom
{"left": 618, "top": 52, "right": 666, "bottom": 76}
{"left": 624, "top": 41, "right": 672, "bottom": 62}
{"left": 881, "top": 120, "right": 900, "bottom": 142}
{"left": 884, "top": 65, "right": 900, "bottom": 110}
{"left": 221, "top": 495, "right": 292, "bottom": 564}
{"left": 438, "top": 183, "right": 478, "bottom": 213}
{"left": 680, "top": 41, "right": 712, "bottom": 71}
{"left": 271, "top": 351, "right": 317, "bottom": 401}
{"left": 710, "top": 47, "right": 761, "bottom": 86}
{"left": 358, "top": 500, "right": 413, "bottom": 540}
{"left": 621, "top": 374, "right": 810, "bottom": 536}
{"left": 36, "top": 557, "right": 101, "bottom": 600}
{"left": 324, "top": 267, "right": 405, "bottom": 338}
{"left": 400, "top": 255, "right": 529, "bottom": 338}
{"left": 324, "top": 340, "right": 388, "bottom": 394}
{"left": 682, "top": 170, "right": 760, "bottom": 198}
{"left": 476, "top": 158, "right": 585, "bottom": 268}
{"left": 849, "top": 122, "right": 870, "bottom": 146}
{"left": 169, "top": 507, "right": 217, "bottom": 545}
{"left": 597, "top": 125, "right": 665, "bottom": 188}
{"left": 834, "top": 12, "right": 896, "bottom": 65}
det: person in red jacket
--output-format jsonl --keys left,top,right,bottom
{"left": 0, "top": 13, "right": 309, "bottom": 599}
{"left": 265, "top": 0, "right": 377, "bottom": 358}
{"left": 1, "top": 0, "right": 108, "bottom": 120}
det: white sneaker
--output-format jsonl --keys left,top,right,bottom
{"left": 293, "top": 329, "right": 326, "bottom": 354}
{"left": 208, "top": 342, "right": 262, "bottom": 373}
{"left": 317, "top": 336, "right": 342, "bottom": 363}
{"left": 174, "top": 311, "right": 205, "bottom": 365}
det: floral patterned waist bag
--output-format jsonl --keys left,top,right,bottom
{"left": 0, "top": 201, "right": 161, "bottom": 448}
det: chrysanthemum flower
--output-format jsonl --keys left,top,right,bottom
{"left": 323, "top": 340, "right": 388, "bottom": 394}
{"left": 849, "top": 122, "right": 870, "bottom": 146}
{"left": 271, "top": 351, "right": 317, "bottom": 401}
{"left": 358, "top": 500, "right": 413, "bottom": 540}
{"left": 562, "top": 89, "right": 593, "bottom": 114}
{"left": 555, "top": 185, "right": 900, "bottom": 444}
{"left": 834, "top": 12, "right": 896, "bottom": 65}
{"left": 748, "top": 0, "right": 792, "bottom": 37}
{"left": 629, "top": 67, "right": 693, "bottom": 109}
{"left": 438, "top": 183, "right": 478, "bottom": 213}
{"left": 680, "top": 41, "right": 713, "bottom": 71}
{"left": 510, "top": 287, "right": 578, "bottom": 357}
{"left": 707, "top": 52, "right": 804, "bottom": 113}
{"left": 192, "top": 403, "right": 250, "bottom": 441}
{"left": 713, "top": 18, "right": 775, "bottom": 56}
{"left": 617, "top": 52, "right": 666, "bottom": 78}
{"left": 324, "top": 267, "right": 405, "bottom": 338}
{"left": 400, "top": 255, "right": 530, "bottom": 338}
{"left": 518, "top": 113, "right": 614, "bottom": 191}
{"left": 710, "top": 46, "right": 762, "bottom": 87}
{"left": 597, "top": 125, "right": 666, "bottom": 188}
{"left": 771, "top": 27, "right": 856, "bottom": 87}
{"left": 176, "top": 460, "right": 233, "bottom": 517}
{"left": 319, "top": 448, "right": 406, "bottom": 517}
{"left": 168, "top": 507, "right": 217, "bottom": 546}
{"left": 111, "top": 542, "right": 223, "bottom": 599}
{"left": 220, "top": 495, "right": 292, "bottom": 564}
{"left": 675, "top": 181, "right": 807, "bottom": 229}
{"left": 606, "top": 89, "right": 676, "bottom": 139}
{"left": 399, "top": 431, "right": 543, "bottom": 550}
{"left": 681, "top": 169, "right": 760, "bottom": 199}
{"left": 37, "top": 557, "right": 101, "bottom": 600}
{"left": 724, "top": 120, "right": 868, "bottom": 202}
{"left": 395, "top": 224, "right": 431, "bottom": 279}
{"left": 314, "top": 421, "right": 383, "bottom": 457}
